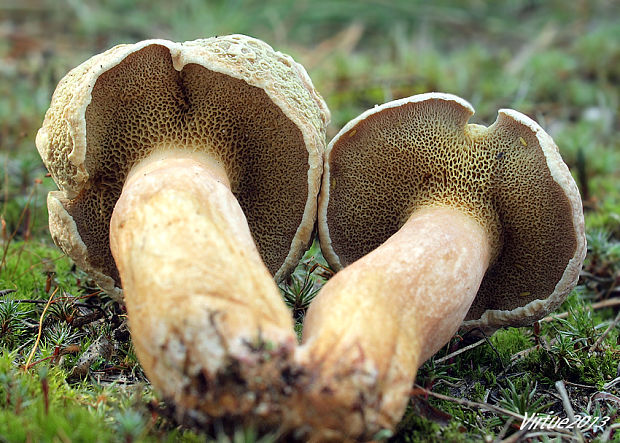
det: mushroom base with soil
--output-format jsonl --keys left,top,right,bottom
{"left": 294, "top": 206, "right": 492, "bottom": 439}
{"left": 110, "top": 152, "right": 297, "bottom": 424}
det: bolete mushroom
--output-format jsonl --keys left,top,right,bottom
{"left": 296, "top": 93, "right": 585, "bottom": 439}
{"left": 36, "top": 35, "right": 329, "bottom": 422}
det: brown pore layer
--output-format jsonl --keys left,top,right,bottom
{"left": 57, "top": 45, "right": 308, "bottom": 285}
{"left": 324, "top": 97, "right": 577, "bottom": 320}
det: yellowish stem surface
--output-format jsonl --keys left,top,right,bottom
{"left": 109, "top": 153, "right": 296, "bottom": 421}
{"left": 297, "top": 206, "right": 492, "bottom": 439}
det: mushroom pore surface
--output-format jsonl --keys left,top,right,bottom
{"left": 324, "top": 97, "right": 577, "bottom": 320}
{"left": 57, "top": 44, "right": 308, "bottom": 285}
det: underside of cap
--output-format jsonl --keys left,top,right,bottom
{"left": 47, "top": 191, "right": 122, "bottom": 301}
{"left": 461, "top": 109, "right": 586, "bottom": 334}
{"left": 319, "top": 93, "right": 585, "bottom": 330}
{"left": 37, "top": 35, "right": 329, "bottom": 295}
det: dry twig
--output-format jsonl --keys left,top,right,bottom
{"left": 555, "top": 380, "right": 584, "bottom": 442}
{"left": 555, "top": 380, "right": 576, "bottom": 422}
{"left": 603, "top": 376, "right": 620, "bottom": 390}
{"left": 541, "top": 298, "right": 620, "bottom": 322}
{"left": 434, "top": 338, "right": 486, "bottom": 363}
{"left": 413, "top": 384, "right": 526, "bottom": 421}
{"left": 589, "top": 308, "right": 620, "bottom": 352}
{"left": 23, "top": 286, "right": 59, "bottom": 369}
{"left": 414, "top": 384, "right": 576, "bottom": 441}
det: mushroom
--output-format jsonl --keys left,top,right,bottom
{"left": 296, "top": 93, "right": 586, "bottom": 439}
{"left": 36, "top": 35, "right": 329, "bottom": 422}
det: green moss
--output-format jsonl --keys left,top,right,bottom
{"left": 395, "top": 411, "right": 443, "bottom": 442}
{"left": 0, "top": 241, "right": 81, "bottom": 298}
{"left": 0, "top": 350, "right": 206, "bottom": 442}
{"left": 490, "top": 328, "right": 535, "bottom": 362}
{"left": 0, "top": 351, "right": 115, "bottom": 442}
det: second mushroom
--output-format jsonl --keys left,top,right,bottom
{"left": 296, "top": 93, "right": 586, "bottom": 439}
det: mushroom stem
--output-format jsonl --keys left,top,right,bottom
{"left": 109, "top": 153, "right": 296, "bottom": 422}
{"left": 297, "top": 206, "right": 492, "bottom": 438}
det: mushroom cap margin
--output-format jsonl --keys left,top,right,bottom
{"left": 37, "top": 35, "right": 330, "bottom": 296}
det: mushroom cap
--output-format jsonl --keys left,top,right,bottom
{"left": 36, "top": 35, "right": 330, "bottom": 300}
{"left": 319, "top": 92, "right": 586, "bottom": 333}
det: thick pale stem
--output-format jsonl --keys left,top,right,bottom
{"left": 297, "top": 206, "right": 492, "bottom": 438}
{"left": 110, "top": 152, "right": 296, "bottom": 421}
